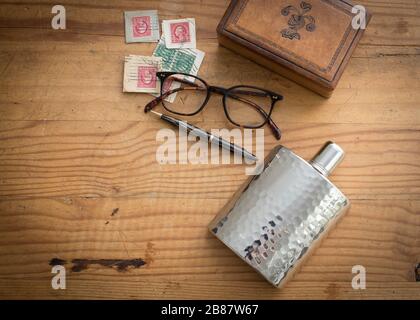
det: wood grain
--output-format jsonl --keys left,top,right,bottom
{"left": 0, "top": 0, "right": 419, "bottom": 299}
{"left": 0, "top": 198, "right": 418, "bottom": 299}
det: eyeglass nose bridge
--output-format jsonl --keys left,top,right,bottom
{"left": 208, "top": 86, "right": 227, "bottom": 95}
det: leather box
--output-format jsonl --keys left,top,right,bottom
{"left": 217, "top": 0, "right": 371, "bottom": 97}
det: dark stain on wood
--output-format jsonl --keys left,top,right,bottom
{"left": 49, "top": 258, "right": 146, "bottom": 272}
{"left": 71, "top": 258, "right": 146, "bottom": 272}
{"left": 49, "top": 258, "right": 66, "bottom": 266}
{"left": 416, "top": 263, "right": 420, "bottom": 282}
{"left": 111, "top": 208, "right": 119, "bottom": 216}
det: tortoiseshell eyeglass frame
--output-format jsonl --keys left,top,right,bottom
{"left": 144, "top": 72, "right": 283, "bottom": 140}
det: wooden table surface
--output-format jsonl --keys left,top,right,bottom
{"left": 0, "top": 0, "right": 419, "bottom": 300}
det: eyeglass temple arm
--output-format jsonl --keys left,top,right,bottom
{"left": 267, "top": 116, "right": 282, "bottom": 140}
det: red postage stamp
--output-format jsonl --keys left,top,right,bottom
{"left": 163, "top": 18, "right": 196, "bottom": 49}
{"left": 123, "top": 55, "right": 162, "bottom": 93}
{"left": 170, "top": 21, "right": 190, "bottom": 43}
{"left": 137, "top": 66, "right": 157, "bottom": 89}
{"left": 125, "top": 10, "right": 159, "bottom": 43}
{"left": 132, "top": 16, "right": 151, "bottom": 37}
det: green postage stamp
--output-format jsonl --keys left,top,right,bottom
{"left": 152, "top": 35, "right": 205, "bottom": 102}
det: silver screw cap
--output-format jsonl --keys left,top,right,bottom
{"left": 310, "top": 141, "right": 345, "bottom": 177}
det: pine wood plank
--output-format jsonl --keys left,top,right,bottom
{"left": 0, "top": 43, "right": 419, "bottom": 124}
{"left": 0, "top": 198, "right": 418, "bottom": 299}
{"left": 0, "top": 120, "right": 419, "bottom": 200}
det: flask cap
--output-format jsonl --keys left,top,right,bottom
{"left": 310, "top": 141, "right": 345, "bottom": 177}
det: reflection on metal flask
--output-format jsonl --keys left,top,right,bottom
{"left": 209, "top": 141, "right": 350, "bottom": 287}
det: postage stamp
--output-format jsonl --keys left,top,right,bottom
{"left": 170, "top": 21, "right": 190, "bottom": 43}
{"left": 123, "top": 55, "right": 162, "bottom": 93}
{"left": 137, "top": 65, "right": 158, "bottom": 89}
{"left": 152, "top": 35, "right": 204, "bottom": 102}
{"left": 132, "top": 16, "right": 151, "bottom": 38}
{"left": 162, "top": 18, "right": 196, "bottom": 49}
{"left": 124, "top": 10, "right": 160, "bottom": 43}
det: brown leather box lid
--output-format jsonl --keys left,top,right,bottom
{"left": 218, "top": 0, "right": 371, "bottom": 95}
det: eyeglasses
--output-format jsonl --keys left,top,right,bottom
{"left": 144, "top": 72, "right": 283, "bottom": 140}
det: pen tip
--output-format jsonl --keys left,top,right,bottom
{"left": 150, "top": 110, "right": 162, "bottom": 117}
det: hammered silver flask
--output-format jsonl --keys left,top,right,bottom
{"left": 209, "top": 141, "right": 350, "bottom": 287}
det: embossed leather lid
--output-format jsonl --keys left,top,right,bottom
{"left": 217, "top": 0, "right": 371, "bottom": 96}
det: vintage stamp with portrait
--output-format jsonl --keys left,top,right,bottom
{"left": 124, "top": 10, "right": 160, "bottom": 43}
{"left": 162, "top": 18, "right": 196, "bottom": 49}
{"left": 123, "top": 55, "right": 163, "bottom": 93}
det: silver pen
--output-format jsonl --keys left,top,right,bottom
{"left": 150, "top": 110, "right": 257, "bottom": 162}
